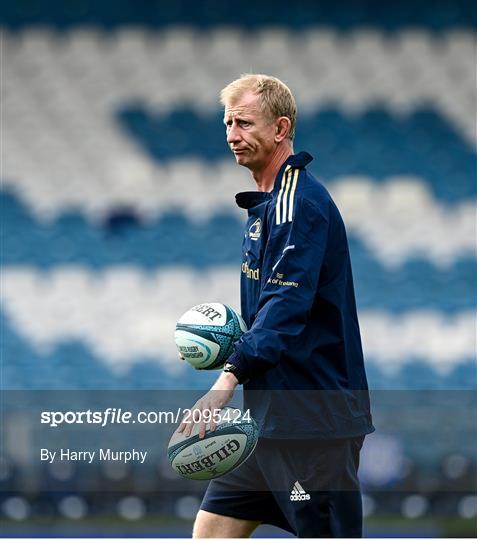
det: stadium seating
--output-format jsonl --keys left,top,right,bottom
{"left": 2, "top": 24, "right": 476, "bottom": 390}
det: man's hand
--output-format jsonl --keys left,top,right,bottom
{"left": 177, "top": 371, "right": 239, "bottom": 439}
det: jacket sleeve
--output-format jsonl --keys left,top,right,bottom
{"left": 227, "top": 197, "right": 329, "bottom": 381}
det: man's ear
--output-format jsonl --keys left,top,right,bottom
{"left": 274, "top": 117, "right": 292, "bottom": 142}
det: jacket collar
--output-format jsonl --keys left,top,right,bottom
{"left": 235, "top": 191, "right": 271, "bottom": 209}
{"left": 272, "top": 151, "right": 313, "bottom": 194}
{"left": 235, "top": 151, "right": 313, "bottom": 210}
{"left": 285, "top": 151, "right": 313, "bottom": 168}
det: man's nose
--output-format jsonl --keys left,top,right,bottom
{"left": 227, "top": 124, "right": 240, "bottom": 144}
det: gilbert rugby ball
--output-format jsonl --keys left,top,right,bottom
{"left": 175, "top": 303, "right": 247, "bottom": 370}
{"left": 167, "top": 407, "right": 258, "bottom": 480}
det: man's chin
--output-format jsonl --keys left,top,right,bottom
{"left": 234, "top": 152, "right": 249, "bottom": 166}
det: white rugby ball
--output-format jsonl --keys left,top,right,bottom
{"left": 167, "top": 407, "right": 258, "bottom": 480}
{"left": 175, "top": 303, "right": 247, "bottom": 370}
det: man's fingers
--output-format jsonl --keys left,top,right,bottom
{"left": 176, "top": 401, "right": 218, "bottom": 439}
{"left": 198, "top": 420, "right": 207, "bottom": 439}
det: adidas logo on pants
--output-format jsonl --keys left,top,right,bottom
{"left": 290, "top": 481, "right": 311, "bottom": 501}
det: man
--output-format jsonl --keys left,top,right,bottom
{"left": 178, "top": 74, "right": 374, "bottom": 538}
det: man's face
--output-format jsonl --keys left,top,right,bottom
{"left": 224, "top": 91, "right": 277, "bottom": 171}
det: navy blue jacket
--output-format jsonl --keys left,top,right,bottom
{"left": 227, "top": 152, "right": 374, "bottom": 439}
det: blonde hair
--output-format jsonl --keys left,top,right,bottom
{"left": 220, "top": 74, "right": 297, "bottom": 140}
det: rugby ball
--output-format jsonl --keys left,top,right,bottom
{"left": 167, "top": 407, "right": 258, "bottom": 480}
{"left": 175, "top": 303, "right": 247, "bottom": 370}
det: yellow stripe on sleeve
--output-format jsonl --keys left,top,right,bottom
{"left": 275, "top": 165, "right": 290, "bottom": 225}
{"left": 281, "top": 168, "right": 293, "bottom": 225}
{"left": 287, "top": 168, "right": 299, "bottom": 222}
